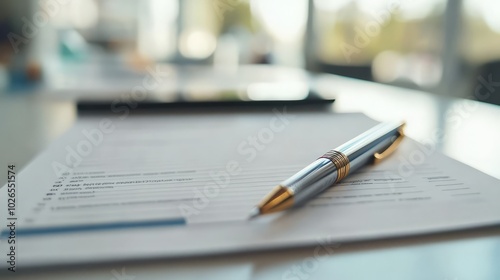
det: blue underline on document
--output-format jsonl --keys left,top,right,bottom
{"left": 0, "top": 218, "right": 186, "bottom": 237}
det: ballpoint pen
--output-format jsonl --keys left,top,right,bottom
{"left": 249, "top": 121, "right": 406, "bottom": 219}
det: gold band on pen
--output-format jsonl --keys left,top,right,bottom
{"left": 320, "top": 150, "right": 350, "bottom": 182}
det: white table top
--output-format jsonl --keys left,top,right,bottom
{"left": 1, "top": 65, "right": 499, "bottom": 280}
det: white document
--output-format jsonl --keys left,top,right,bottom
{"left": 1, "top": 111, "right": 499, "bottom": 268}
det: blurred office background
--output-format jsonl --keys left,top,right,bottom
{"left": 2, "top": 0, "right": 500, "bottom": 185}
{"left": 0, "top": 0, "right": 499, "bottom": 105}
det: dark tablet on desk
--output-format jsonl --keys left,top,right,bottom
{"left": 76, "top": 85, "right": 334, "bottom": 112}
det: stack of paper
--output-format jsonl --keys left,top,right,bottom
{"left": 1, "top": 111, "right": 499, "bottom": 268}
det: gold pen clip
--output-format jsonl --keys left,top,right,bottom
{"left": 373, "top": 123, "right": 406, "bottom": 164}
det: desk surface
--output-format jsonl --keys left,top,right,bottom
{"left": 1, "top": 65, "right": 499, "bottom": 280}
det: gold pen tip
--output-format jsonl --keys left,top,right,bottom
{"left": 248, "top": 207, "right": 261, "bottom": 220}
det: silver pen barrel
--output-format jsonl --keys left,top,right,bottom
{"left": 281, "top": 122, "right": 403, "bottom": 206}
{"left": 281, "top": 158, "right": 338, "bottom": 205}
{"left": 250, "top": 121, "right": 405, "bottom": 217}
